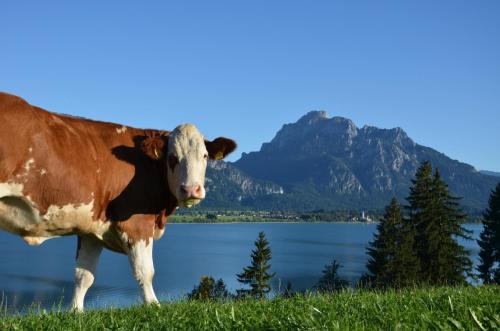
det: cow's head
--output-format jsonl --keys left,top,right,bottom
{"left": 141, "top": 124, "right": 236, "bottom": 208}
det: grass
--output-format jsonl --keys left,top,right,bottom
{"left": 1, "top": 286, "right": 499, "bottom": 330}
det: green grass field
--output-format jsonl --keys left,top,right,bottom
{"left": 1, "top": 286, "right": 499, "bottom": 330}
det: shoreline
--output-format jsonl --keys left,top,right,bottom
{"left": 167, "top": 221, "right": 377, "bottom": 225}
{"left": 167, "top": 220, "right": 481, "bottom": 225}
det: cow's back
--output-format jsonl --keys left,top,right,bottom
{"left": 0, "top": 93, "right": 115, "bottom": 208}
{"left": 0, "top": 93, "right": 41, "bottom": 180}
{"left": 0, "top": 93, "right": 149, "bottom": 245}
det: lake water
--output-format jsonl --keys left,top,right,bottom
{"left": 0, "top": 223, "right": 483, "bottom": 311}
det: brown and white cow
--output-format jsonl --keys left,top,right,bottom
{"left": 0, "top": 92, "right": 236, "bottom": 310}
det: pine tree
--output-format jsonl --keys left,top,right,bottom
{"left": 237, "top": 231, "right": 276, "bottom": 299}
{"left": 477, "top": 183, "right": 500, "bottom": 284}
{"left": 430, "top": 169, "right": 472, "bottom": 284}
{"left": 188, "top": 276, "right": 215, "bottom": 300}
{"left": 406, "top": 161, "right": 472, "bottom": 285}
{"left": 188, "top": 276, "right": 230, "bottom": 300}
{"left": 365, "top": 198, "right": 419, "bottom": 288}
{"left": 392, "top": 219, "right": 420, "bottom": 287}
{"left": 212, "top": 278, "right": 230, "bottom": 300}
{"left": 366, "top": 199, "right": 398, "bottom": 287}
{"left": 314, "top": 260, "right": 349, "bottom": 292}
{"left": 406, "top": 162, "right": 434, "bottom": 284}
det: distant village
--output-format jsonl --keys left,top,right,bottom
{"left": 174, "top": 209, "right": 378, "bottom": 223}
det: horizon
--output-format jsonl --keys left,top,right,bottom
{"left": 1, "top": 1, "right": 499, "bottom": 171}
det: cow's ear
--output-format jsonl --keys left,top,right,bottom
{"left": 205, "top": 137, "right": 237, "bottom": 160}
{"left": 141, "top": 135, "right": 168, "bottom": 160}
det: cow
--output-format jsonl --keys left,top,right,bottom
{"left": 0, "top": 92, "right": 236, "bottom": 311}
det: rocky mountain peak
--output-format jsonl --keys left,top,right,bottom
{"left": 260, "top": 111, "right": 359, "bottom": 153}
{"left": 231, "top": 111, "right": 497, "bottom": 212}
{"left": 297, "top": 110, "right": 329, "bottom": 124}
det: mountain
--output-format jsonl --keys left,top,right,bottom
{"left": 203, "top": 111, "right": 498, "bottom": 212}
{"left": 480, "top": 170, "right": 500, "bottom": 178}
{"left": 202, "top": 160, "right": 284, "bottom": 210}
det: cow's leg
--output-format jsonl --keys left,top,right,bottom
{"left": 127, "top": 239, "right": 159, "bottom": 305}
{"left": 71, "top": 235, "right": 103, "bottom": 311}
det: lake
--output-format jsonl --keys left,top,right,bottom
{"left": 0, "top": 223, "right": 483, "bottom": 311}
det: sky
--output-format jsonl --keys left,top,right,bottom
{"left": 1, "top": 1, "right": 499, "bottom": 170}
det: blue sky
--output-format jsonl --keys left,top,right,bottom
{"left": 1, "top": 1, "right": 499, "bottom": 170}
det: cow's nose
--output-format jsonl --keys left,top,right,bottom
{"left": 180, "top": 184, "right": 203, "bottom": 199}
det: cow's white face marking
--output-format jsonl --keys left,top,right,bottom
{"left": 166, "top": 124, "right": 208, "bottom": 208}
{"left": 116, "top": 126, "right": 127, "bottom": 134}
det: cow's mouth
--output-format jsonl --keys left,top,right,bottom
{"left": 179, "top": 198, "right": 202, "bottom": 208}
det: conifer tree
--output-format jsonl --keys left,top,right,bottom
{"left": 314, "top": 260, "right": 349, "bottom": 292}
{"left": 365, "top": 198, "right": 419, "bottom": 288}
{"left": 188, "top": 276, "right": 230, "bottom": 300}
{"left": 392, "top": 219, "right": 420, "bottom": 286}
{"left": 212, "top": 278, "right": 230, "bottom": 300}
{"left": 477, "top": 183, "right": 500, "bottom": 284}
{"left": 188, "top": 276, "right": 215, "bottom": 300}
{"left": 430, "top": 169, "right": 472, "bottom": 284}
{"left": 406, "top": 162, "right": 434, "bottom": 282}
{"left": 237, "top": 231, "right": 276, "bottom": 299}
{"left": 406, "top": 161, "right": 472, "bottom": 285}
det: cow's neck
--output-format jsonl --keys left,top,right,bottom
{"left": 155, "top": 192, "right": 178, "bottom": 230}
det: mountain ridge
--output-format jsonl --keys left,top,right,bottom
{"left": 480, "top": 170, "right": 500, "bottom": 178}
{"left": 202, "top": 111, "right": 498, "bottom": 212}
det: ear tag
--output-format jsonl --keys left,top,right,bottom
{"left": 214, "top": 151, "right": 224, "bottom": 160}
{"left": 154, "top": 149, "right": 162, "bottom": 159}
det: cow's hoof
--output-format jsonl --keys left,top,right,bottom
{"left": 70, "top": 306, "right": 84, "bottom": 313}
{"left": 146, "top": 300, "right": 160, "bottom": 307}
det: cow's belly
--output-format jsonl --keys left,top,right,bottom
{"left": 0, "top": 192, "right": 110, "bottom": 246}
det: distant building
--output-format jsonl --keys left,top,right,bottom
{"left": 360, "top": 211, "right": 373, "bottom": 222}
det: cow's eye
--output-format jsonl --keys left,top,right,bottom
{"left": 168, "top": 154, "right": 179, "bottom": 171}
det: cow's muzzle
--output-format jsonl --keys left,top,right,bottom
{"left": 178, "top": 184, "right": 205, "bottom": 208}
{"left": 179, "top": 198, "right": 202, "bottom": 208}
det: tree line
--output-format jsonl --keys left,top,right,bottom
{"left": 188, "top": 161, "right": 500, "bottom": 300}
{"left": 365, "top": 161, "right": 500, "bottom": 288}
